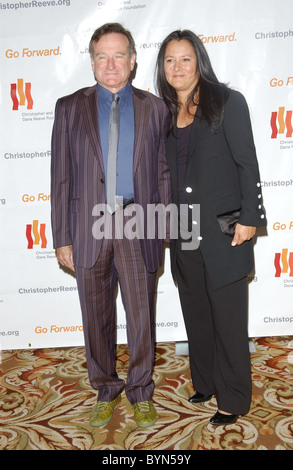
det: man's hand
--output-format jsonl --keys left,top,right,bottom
{"left": 56, "top": 245, "right": 75, "bottom": 271}
{"left": 231, "top": 224, "right": 256, "bottom": 247}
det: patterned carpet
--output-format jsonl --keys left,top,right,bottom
{"left": 0, "top": 336, "right": 292, "bottom": 451}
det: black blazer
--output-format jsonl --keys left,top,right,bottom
{"left": 166, "top": 89, "right": 267, "bottom": 289}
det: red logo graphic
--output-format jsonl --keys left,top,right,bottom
{"left": 10, "top": 78, "right": 33, "bottom": 110}
{"left": 26, "top": 220, "right": 47, "bottom": 249}
{"left": 271, "top": 107, "right": 293, "bottom": 138}
{"left": 274, "top": 248, "right": 293, "bottom": 277}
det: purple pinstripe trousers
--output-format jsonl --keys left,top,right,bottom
{"left": 75, "top": 206, "right": 157, "bottom": 404}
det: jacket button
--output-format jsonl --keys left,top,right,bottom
{"left": 100, "top": 178, "right": 105, "bottom": 183}
{"left": 186, "top": 187, "right": 192, "bottom": 193}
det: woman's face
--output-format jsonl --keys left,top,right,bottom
{"left": 164, "top": 39, "right": 199, "bottom": 95}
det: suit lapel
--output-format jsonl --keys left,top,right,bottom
{"left": 166, "top": 129, "right": 179, "bottom": 204}
{"left": 80, "top": 85, "right": 153, "bottom": 175}
{"left": 132, "top": 86, "right": 151, "bottom": 174}
{"left": 187, "top": 106, "right": 203, "bottom": 163}
{"left": 166, "top": 108, "right": 202, "bottom": 201}
{"left": 80, "top": 85, "right": 104, "bottom": 171}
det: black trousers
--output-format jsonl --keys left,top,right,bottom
{"left": 176, "top": 245, "right": 252, "bottom": 415}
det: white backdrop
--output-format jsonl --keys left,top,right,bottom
{"left": 0, "top": 0, "right": 292, "bottom": 350}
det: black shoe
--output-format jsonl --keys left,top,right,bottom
{"left": 188, "top": 391, "right": 213, "bottom": 404}
{"left": 210, "top": 411, "right": 238, "bottom": 426}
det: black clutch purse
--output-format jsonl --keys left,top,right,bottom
{"left": 216, "top": 209, "right": 240, "bottom": 237}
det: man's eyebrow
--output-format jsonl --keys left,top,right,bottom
{"left": 95, "top": 51, "right": 127, "bottom": 56}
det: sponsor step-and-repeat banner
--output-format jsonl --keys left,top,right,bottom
{"left": 0, "top": 0, "right": 292, "bottom": 350}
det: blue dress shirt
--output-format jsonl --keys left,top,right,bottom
{"left": 97, "top": 83, "right": 135, "bottom": 201}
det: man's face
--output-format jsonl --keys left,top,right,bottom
{"left": 91, "top": 32, "right": 136, "bottom": 92}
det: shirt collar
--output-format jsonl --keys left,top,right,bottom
{"left": 97, "top": 82, "right": 132, "bottom": 103}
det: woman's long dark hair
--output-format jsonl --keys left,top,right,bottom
{"left": 156, "top": 30, "right": 230, "bottom": 131}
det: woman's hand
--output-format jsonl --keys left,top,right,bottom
{"left": 231, "top": 224, "right": 256, "bottom": 246}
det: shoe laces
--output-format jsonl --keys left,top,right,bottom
{"left": 135, "top": 401, "right": 151, "bottom": 413}
{"left": 96, "top": 401, "right": 108, "bottom": 412}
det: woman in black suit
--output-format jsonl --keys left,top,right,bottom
{"left": 156, "top": 30, "right": 266, "bottom": 425}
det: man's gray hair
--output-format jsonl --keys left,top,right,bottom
{"left": 89, "top": 22, "right": 137, "bottom": 58}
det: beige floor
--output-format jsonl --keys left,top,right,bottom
{"left": 0, "top": 336, "right": 293, "bottom": 450}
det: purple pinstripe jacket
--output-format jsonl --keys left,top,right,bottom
{"left": 51, "top": 84, "right": 172, "bottom": 273}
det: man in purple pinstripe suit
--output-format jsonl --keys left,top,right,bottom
{"left": 51, "top": 23, "right": 172, "bottom": 428}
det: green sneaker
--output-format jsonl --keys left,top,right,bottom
{"left": 89, "top": 395, "right": 121, "bottom": 427}
{"left": 133, "top": 401, "right": 157, "bottom": 428}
